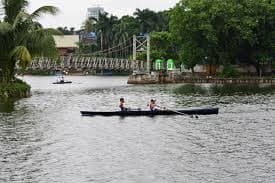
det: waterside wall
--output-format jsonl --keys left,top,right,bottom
{"left": 128, "top": 72, "right": 275, "bottom": 85}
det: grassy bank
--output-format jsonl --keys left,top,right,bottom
{"left": 0, "top": 79, "right": 31, "bottom": 100}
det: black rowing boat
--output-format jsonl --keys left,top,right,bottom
{"left": 53, "top": 81, "right": 72, "bottom": 84}
{"left": 80, "top": 107, "right": 219, "bottom": 117}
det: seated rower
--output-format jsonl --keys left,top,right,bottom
{"left": 147, "top": 99, "right": 157, "bottom": 111}
{"left": 56, "top": 76, "right": 60, "bottom": 82}
{"left": 119, "top": 98, "right": 128, "bottom": 111}
{"left": 60, "top": 76, "right": 65, "bottom": 83}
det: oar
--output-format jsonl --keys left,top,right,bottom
{"left": 157, "top": 105, "right": 198, "bottom": 118}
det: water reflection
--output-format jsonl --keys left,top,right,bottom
{"left": 211, "top": 84, "right": 275, "bottom": 95}
{"left": 174, "top": 84, "right": 275, "bottom": 96}
{"left": 0, "top": 100, "right": 15, "bottom": 113}
{"left": 174, "top": 84, "right": 208, "bottom": 95}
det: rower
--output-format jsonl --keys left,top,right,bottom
{"left": 60, "top": 76, "right": 65, "bottom": 83}
{"left": 56, "top": 76, "right": 60, "bottom": 82}
{"left": 147, "top": 99, "right": 157, "bottom": 111}
{"left": 119, "top": 98, "right": 128, "bottom": 111}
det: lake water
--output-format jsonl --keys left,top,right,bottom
{"left": 0, "top": 76, "right": 274, "bottom": 183}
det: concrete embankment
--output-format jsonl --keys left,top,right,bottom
{"left": 128, "top": 73, "right": 275, "bottom": 85}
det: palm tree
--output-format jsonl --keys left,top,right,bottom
{"left": 113, "top": 20, "right": 129, "bottom": 45}
{"left": 134, "top": 9, "right": 159, "bottom": 34}
{"left": 95, "top": 13, "right": 118, "bottom": 50}
{"left": 0, "top": 0, "right": 59, "bottom": 83}
{"left": 82, "top": 17, "right": 96, "bottom": 32}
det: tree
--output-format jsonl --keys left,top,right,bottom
{"left": 113, "top": 16, "right": 139, "bottom": 45}
{"left": 150, "top": 31, "right": 179, "bottom": 63}
{"left": 120, "top": 16, "right": 140, "bottom": 36}
{"left": 79, "top": 9, "right": 171, "bottom": 54}
{"left": 236, "top": 0, "right": 275, "bottom": 74}
{"left": 0, "top": 0, "right": 59, "bottom": 83}
{"left": 82, "top": 17, "right": 96, "bottom": 32}
{"left": 95, "top": 13, "right": 118, "bottom": 50}
{"left": 134, "top": 8, "right": 163, "bottom": 34}
{"left": 57, "top": 26, "right": 75, "bottom": 35}
{"left": 113, "top": 20, "right": 129, "bottom": 45}
{"left": 170, "top": 0, "right": 275, "bottom": 75}
{"left": 179, "top": 43, "right": 205, "bottom": 73}
{"left": 156, "top": 10, "right": 170, "bottom": 32}
{"left": 77, "top": 42, "right": 98, "bottom": 54}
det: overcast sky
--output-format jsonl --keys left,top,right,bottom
{"left": 28, "top": 0, "right": 179, "bottom": 29}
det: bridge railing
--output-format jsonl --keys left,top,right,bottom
{"left": 24, "top": 55, "right": 146, "bottom": 71}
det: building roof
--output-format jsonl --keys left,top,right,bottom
{"left": 53, "top": 35, "right": 79, "bottom": 48}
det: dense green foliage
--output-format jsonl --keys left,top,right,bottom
{"left": 0, "top": 79, "right": 30, "bottom": 99}
{"left": 79, "top": 1, "right": 274, "bottom": 76}
{"left": 0, "top": 0, "right": 59, "bottom": 83}
{"left": 77, "top": 42, "right": 98, "bottom": 54}
{"left": 150, "top": 32, "right": 178, "bottom": 61}
{"left": 135, "top": 31, "right": 179, "bottom": 62}
{"left": 218, "top": 65, "right": 240, "bottom": 78}
{"left": 81, "top": 9, "right": 170, "bottom": 52}
{"left": 56, "top": 26, "right": 75, "bottom": 35}
{"left": 170, "top": 0, "right": 275, "bottom": 74}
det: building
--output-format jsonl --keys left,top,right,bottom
{"left": 0, "top": 3, "right": 4, "bottom": 20}
{"left": 79, "top": 31, "right": 97, "bottom": 44}
{"left": 87, "top": 6, "right": 104, "bottom": 20}
{"left": 53, "top": 35, "right": 79, "bottom": 56}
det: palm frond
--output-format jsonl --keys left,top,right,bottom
{"left": 12, "top": 10, "right": 29, "bottom": 29}
{"left": 10, "top": 46, "right": 32, "bottom": 69}
{"left": 30, "top": 6, "right": 59, "bottom": 19}
{"left": 0, "top": 22, "right": 12, "bottom": 34}
{"left": 0, "top": 1, "right": 59, "bottom": 82}
{"left": 0, "top": 22, "right": 13, "bottom": 55}
{"left": 34, "top": 28, "right": 62, "bottom": 35}
{"left": 25, "top": 28, "right": 58, "bottom": 58}
{"left": 3, "top": 0, "right": 29, "bottom": 24}
{"left": 32, "top": 21, "right": 43, "bottom": 29}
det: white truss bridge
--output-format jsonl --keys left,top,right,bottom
{"left": 28, "top": 56, "right": 146, "bottom": 71}
{"left": 26, "top": 35, "right": 151, "bottom": 72}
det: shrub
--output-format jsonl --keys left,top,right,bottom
{"left": 220, "top": 65, "right": 240, "bottom": 78}
{"left": 0, "top": 79, "right": 31, "bottom": 100}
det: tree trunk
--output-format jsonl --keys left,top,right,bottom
{"left": 101, "top": 32, "right": 103, "bottom": 51}
{"left": 249, "top": 51, "right": 261, "bottom": 76}
{"left": 253, "top": 60, "right": 261, "bottom": 77}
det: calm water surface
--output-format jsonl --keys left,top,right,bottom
{"left": 0, "top": 76, "right": 274, "bottom": 183}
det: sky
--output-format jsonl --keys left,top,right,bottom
{"left": 28, "top": 0, "right": 179, "bottom": 29}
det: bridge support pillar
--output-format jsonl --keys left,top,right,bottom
{"left": 133, "top": 35, "right": 151, "bottom": 73}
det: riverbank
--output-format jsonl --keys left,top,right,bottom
{"left": 128, "top": 73, "right": 275, "bottom": 85}
{"left": 0, "top": 79, "right": 31, "bottom": 100}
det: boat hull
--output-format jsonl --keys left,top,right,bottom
{"left": 81, "top": 108, "right": 219, "bottom": 117}
{"left": 53, "top": 81, "right": 72, "bottom": 84}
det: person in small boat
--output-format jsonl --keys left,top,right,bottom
{"left": 60, "top": 76, "right": 65, "bottom": 83}
{"left": 147, "top": 99, "right": 157, "bottom": 111}
{"left": 119, "top": 98, "right": 128, "bottom": 111}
